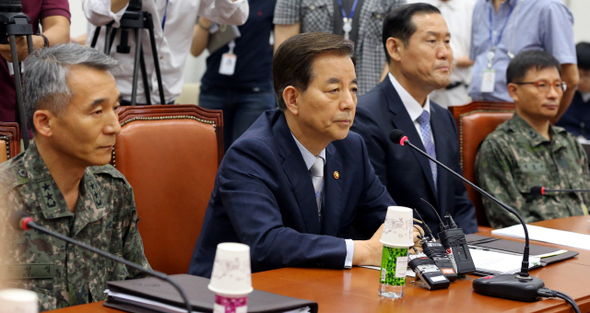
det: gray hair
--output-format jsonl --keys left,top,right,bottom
{"left": 23, "top": 43, "right": 118, "bottom": 133}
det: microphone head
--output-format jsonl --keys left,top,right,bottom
{"left": 530, "top": 186, "right": 544, "bottom": 195}
{"left": 10, "top": 210, "right": 32, "bottom": 231}
{"left": 389, "top": 129, "right": 408, "bottom": 146}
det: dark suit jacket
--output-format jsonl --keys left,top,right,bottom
{"left": 189, "top": 110, "right": 392, "bottom": 277}
{"left": 351, "top": 76, "right": 477, "bottom": 236}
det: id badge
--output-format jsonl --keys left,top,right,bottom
{"left": 219, "top": 53, "right": 237, "bottom": 76}
{"left": 481, "top": 69, "right": 496, "bottom": 93}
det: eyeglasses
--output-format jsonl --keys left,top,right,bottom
{"left": 513, "top": 80, "right": 567, "bottom": 93}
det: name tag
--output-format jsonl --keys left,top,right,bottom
{"left": 520, "top": 163, "right": 546, "bottom": 172}
{"left": 480, "top": 69, "right": 496, "bottom": 93}
{"left": 3, "top": 263, "right": 55, "bottom": 279}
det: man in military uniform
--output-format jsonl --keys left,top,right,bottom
{"left": 0, "top": 43, "right": 150, "bottom": 311}
{"left": 475, "top": 50, "right": 590, "bottom": 229}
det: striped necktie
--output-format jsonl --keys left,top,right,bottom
{"left": 416, "top": 110, "right": 437, "bottom": 189}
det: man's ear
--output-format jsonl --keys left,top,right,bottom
{"left": 283, "top": 86, "right": 300, "bottom": 116}
{"left": 507, "top": 83, "right": 519, "bottom": 103}
{"left": 386, "top": 37, "right": 403, "bottom": 62}
{"left": 33, "top": 110, "right": 54, "bottom": 138}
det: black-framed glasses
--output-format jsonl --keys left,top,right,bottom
{"left": 513, "top": 80, "right": 567, "bottom": 93}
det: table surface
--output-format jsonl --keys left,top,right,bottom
{"left": 50, "top": 215, "right": 590, "bottom": 313}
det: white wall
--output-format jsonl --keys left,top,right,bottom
{"left": 69, "top": 0, "right": 589, "bottom": 85}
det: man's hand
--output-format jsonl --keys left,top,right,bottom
{"left": 0, "top": 36, "right": 31, "bottom": 62}
{"left": 352, "top": 224, "right": 384, "bottom": 266}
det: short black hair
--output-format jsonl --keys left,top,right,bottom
{"left": 576, "top": 42, "right": 590, "bottom": 71}
{"left": 381, "top": 3, "right": 441, "bottom": 64}
{"left": 273, "top": 32, "right": 354, "bottom": 111}
{"left": 506, "top": 50, "right": 561, "bottom": 84}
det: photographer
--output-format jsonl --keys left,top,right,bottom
{"left": 0, "top": 0, "right": 70, "bottom": 124}
{"left": 83, "top": 0, "right": 248, "bottom": 105}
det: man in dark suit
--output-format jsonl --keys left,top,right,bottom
{"left": 189, "top": 32, "right": 402, "bottom": 278}
{"left": 351, "top": 3, "right": 478, "bottom": 236}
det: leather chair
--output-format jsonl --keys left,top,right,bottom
{"left": 112, "top": 105, "right": 223, "bottom": 274}
{"left": 0, "top": 122, "right": 21, "bottom": 163}
{"left": 449, "top": 101, "right": 515, "bottom": 227}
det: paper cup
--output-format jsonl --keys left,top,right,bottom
{"left": 0, "top": 289, "right": 38, "bottom": 313}
{"left": 380, "top": 206, "right": 414, "bottom": 247}
{"left": 208, "top": 242, "right": 253, "bottom": 297}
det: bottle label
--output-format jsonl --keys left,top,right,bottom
{"left": 379, "top": 245, "right": 408, "bottom": 286}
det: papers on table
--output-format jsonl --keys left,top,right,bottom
{"left": 492, "top": 224, "right": 590, "bottom": 251}
{"left": 469, "top": 247, "right": 541, "bottom": 275}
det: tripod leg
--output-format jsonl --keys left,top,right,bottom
{"left": 131, "top": 28, "right": 143, "bottom": 106}
{"left": 26, "top": 35, "right": 33, "bottom": 54}
{"left": 106, "top": 26, "right": 118, "bottom": 55}
{"left": 90, "top": 26, "right": 101, "bottom": 48}
{"left": 139, "top": 49, "right": 151, "bottom": 105}
{"left": 9, "top": 35, "right": 30, "bottom": 149}
{"left": 146, "top": 14, "right": 165, "bottom": 104}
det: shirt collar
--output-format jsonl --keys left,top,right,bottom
{"left": 291, "top": 133, "right": 326, "bottom": 170}
{"left": 388, "top": 73, "right": 431, "bottom": 122}
{"left": 485, "top": 0, "right": 518, "bottom": 8}
{"left": 510, "top": 113, "right": 564, "bottom": 147}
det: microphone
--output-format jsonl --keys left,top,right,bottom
{"left": 389, "top": 129, "right": 544, "bottom": 302}
{"left": 11, "top": 211, "right": 193, "bottom": 313}
{"left": 530, "top": 186, "right": 590, "bottom": 195}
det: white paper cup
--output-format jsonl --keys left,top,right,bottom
{"left": 0, "top": 289, "right": 38, "bottom": 313}
{"left": 208, "top": 243, "right": 253, "bottom": 297}
{"left": 380, "top": 206, "right": 414, "bottom": 247}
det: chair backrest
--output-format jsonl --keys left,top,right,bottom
{"left": 113, "top": 104, "right": 224, "bottom": 274}
{"left": 0, "top": 122, "right": 21, "bottom": 163}
{"left": 449, "top": 101, "right": 515, "bottom": 227}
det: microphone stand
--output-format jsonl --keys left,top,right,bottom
{"left": 390, "top": 131, "right": 544, "bottom": 302}
{"left": 14, "top": 214, "right": 193, "bottom": 313}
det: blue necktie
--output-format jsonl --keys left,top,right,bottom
{"left": 416, "top": 110, "right": 437, "bottom": 189}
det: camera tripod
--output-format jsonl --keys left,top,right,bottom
{"left": 1, "top": 4, "right": 33, "bottom": 148}
{"left": 90, "top": 6, "right": 165, "bottom": 106}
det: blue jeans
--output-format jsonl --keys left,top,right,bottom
{"left": 199, "top": 85, "right": 276, "bottom": 151}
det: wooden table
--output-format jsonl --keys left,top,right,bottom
{"left": 50, "top": 216, "right": 590, "bottom": 313}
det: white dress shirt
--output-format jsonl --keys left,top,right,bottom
{"left": 83, "top": 0, "right": 248, "bottom": 104}
{"left": 388, "top": 73, "right": 434, "bottom": 149}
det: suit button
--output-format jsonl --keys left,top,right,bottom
{"left": 18, "top": 169, "right": 27, "bottom": 178}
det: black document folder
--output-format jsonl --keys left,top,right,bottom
{"left": 104, "top": 274, "right": 317, "bottom": 313}
{"left": 466, "top": 234, "right": 578, "bottom": 267}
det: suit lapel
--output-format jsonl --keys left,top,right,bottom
{"left": 321, "top": 144, "right": 342, "bottom": 235}
{"left": 275, "top": 114, "right": 321, "bottom": 234}
{"left": 382, "top": 78, "right": 438, "bottom": 199}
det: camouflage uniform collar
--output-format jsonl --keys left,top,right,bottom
{"left": 20, "top": 142, "right": 71, "bottom": 220}
{"left": 22, "top": 142, "right": 108, "bottom": 226}
{"left": 509, "top": 114, "right": 566, "bottom": 150}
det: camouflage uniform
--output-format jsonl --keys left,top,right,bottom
{"left": 0, "top": 142, "right": 150, "bottom": 311}
{"left": 475, "top": 114, "right": 590, "bottom": 228}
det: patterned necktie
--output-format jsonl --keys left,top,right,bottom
{"left": 310, "top": 157, "right": 324, "bottom": 220}
{"left": 416, "top": 110, "right": 437, "bottom": 189}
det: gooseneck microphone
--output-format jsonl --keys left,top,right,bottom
{"left": 11, "top": 211, "right": 193, "bottom": 313}
{"left": 530, "top": 186, "right": 590, "bottom": 195}
{"left": 388, "top": 130, "right": 543, "bottom": 301}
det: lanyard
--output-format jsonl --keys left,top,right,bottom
{"left": 488, "top": 1, "right": 516, "bottom": 51}
{"left": 336, "top": 0, "right": 359, "bottom": 40}
{"left": 162, "top": 0, "right": 170, "bottom": 31}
